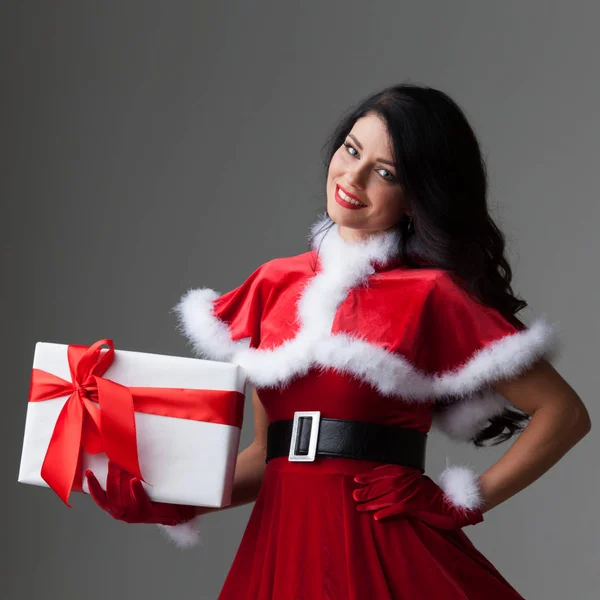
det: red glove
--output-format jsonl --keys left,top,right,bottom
{"left": 352, "top": 464, "right": 484, "bottom": 529}
{"left": 84, "top": 461, "right": 198, "bottom": 526}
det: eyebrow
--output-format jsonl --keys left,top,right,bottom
{"left": 347, "top": 133, "right": 395, "bottom": 167}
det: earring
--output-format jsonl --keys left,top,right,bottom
{"left": 407, "top": 215, "right": 414, "bottom": 233}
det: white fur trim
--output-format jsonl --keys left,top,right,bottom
{"left": 174, "top": 287, "right": 243, "bottom": 362}
{"left": 175, "top": 212, "right": 559, "bottom": 440}
{"left": 431, "top": 390, "right": 511, "bottom": 441}
{"left": 438, "top": 463, "right": 483, "bottom": 510}
{"left": 156, "top": 516, "right": 202, "bottom": 549}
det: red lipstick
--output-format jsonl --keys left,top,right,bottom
{"left": 335, "top": 184, "right": 367, "bottom": 210}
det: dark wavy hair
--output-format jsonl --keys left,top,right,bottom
{"left": 314, "top": 82, "right": 531, "bottom": 447}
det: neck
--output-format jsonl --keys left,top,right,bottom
{"left": 309, "top": 212, "right": 401, "bottom": 269}
{"left": 337, "top": 224, "right": 394, "bottom": 243}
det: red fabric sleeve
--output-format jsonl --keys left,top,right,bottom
{"left": 423, "top": 272, "right": 529, "bottom": 377}
{"left": 211, "top": 262, "right": 271, "bottom": 349}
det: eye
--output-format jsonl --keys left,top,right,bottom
{"left": 377, "top": 168, "right": 396, "bottom": 182}
{"left": 343, "top": 141, "right": 359, "bottom": 157}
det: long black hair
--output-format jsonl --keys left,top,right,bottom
{"left": 315, "top": 82, "right": 530, "bottom": 447}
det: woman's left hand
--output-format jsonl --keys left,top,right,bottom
{"left": 352, "top": 464, "right": 484, "bottom": 529}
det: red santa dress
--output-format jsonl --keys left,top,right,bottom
{"left": 169, "top": 213, "right": 559, "bottom": 599}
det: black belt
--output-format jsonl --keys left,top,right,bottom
{"left": 266, "top": 411, "right": 427, "bottom": 472}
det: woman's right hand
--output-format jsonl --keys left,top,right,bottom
{"left": 85, "top": 461, "right": 198, "bottom": 526}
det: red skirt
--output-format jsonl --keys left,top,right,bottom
{"left": 218, "top": 456, "right": 526, "bottom": 599}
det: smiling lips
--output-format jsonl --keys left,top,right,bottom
{"left": 335, "top": 184, "right": 367, "bottom": 210}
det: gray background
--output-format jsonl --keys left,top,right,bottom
{"left": 2, "top": 2, "right": 598, "bottom": 599}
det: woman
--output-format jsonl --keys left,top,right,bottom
{"left": 85, "top": 84, "right": 591, "bottom": 598}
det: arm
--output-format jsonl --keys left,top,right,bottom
{"left": 193, "top": 386, "right": 269, "bottom": 516}
{"left": 478, "top": 358, "right": 591, "bottom": 513}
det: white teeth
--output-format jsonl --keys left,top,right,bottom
{"left": 338, "top": 188, "right": 365, "bottom": 206}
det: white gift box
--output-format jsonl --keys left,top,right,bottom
{"left": 18, "top": 341, "right": 247, "bottom": 507}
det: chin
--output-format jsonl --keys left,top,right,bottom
{"left": 326, "top": 198, "right": 352, "bottom": 221}
{"left": 328, "top": 206, "right": 366, "bottom": 230}
{"left": 326, "top": 206, "right": 347, "bottom": 228}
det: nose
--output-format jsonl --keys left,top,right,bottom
{"left": 346, "top": 161, "right": 368, "bottom": 190}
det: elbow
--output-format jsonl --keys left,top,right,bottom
{"left": 570, "top": 403, "right": 592, "bottom": 439}
{"left": 562, "top": 392, "right": 592, "bottom": 437}
{"left": 579, "top": 413, "right": 592, "bottom": 437}
{"left": 536, "top": 396, "right": 592, "bottom": 441}
{"left": 575, "top": 396, "right": 592, "bottom": 434}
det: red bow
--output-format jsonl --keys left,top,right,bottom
{"left": 28, "top": 339, "right": 144, "bottom": 507}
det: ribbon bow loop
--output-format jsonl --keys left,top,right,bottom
{"left": 70, "top": 339, "right": 114, "bottom": 385}
{"left": 30, "top": 339, "right": 145, "bottom": 507}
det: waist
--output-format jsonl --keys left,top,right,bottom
{"left": 266, "top": 412, "right": 427, "bottom": 473}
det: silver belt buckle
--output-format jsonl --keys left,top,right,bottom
{"left": 288, "top": 411, "right": 321, "bottom": 462}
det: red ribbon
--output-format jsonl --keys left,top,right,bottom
{"left": 28, "top": 339, "right": 244, "bottom": 507}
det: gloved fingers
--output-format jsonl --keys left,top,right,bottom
{"left": 357, "top": 502, "right": 479, "bottom": 529}
{"left": 105, "top": 461, "right": 132, "bottom": 517}
{"left": 105, "top": 461, "right": 122, "bottom": 502}
{"left": 371, "top": 505, "right": 459, "bottom": 528}
{"left": 354, "top": 464, "right": 419, "bottom": 485}
{"left": 355, "top": 492, "right": 401, "bottom": 514}
{"left": 129, "top": 477, "right": 153, "bottom": 516}
{"left": 372, "top": 503, "right": 412, "bottom": 521}
{"left": 118, "top": 467, "right": 142, "bottom": 519}
{"left": 359, "top": 493, "right": 484, "bottom": 528}
{"left": 352, "top": 478, "right": 408, "bottom": 503}
{"left": 84, "top": 469, "right": 108, "bottom": 511}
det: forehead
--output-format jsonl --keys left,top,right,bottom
{"left": 349, "top": 114, "right": 393, "bottom": 155}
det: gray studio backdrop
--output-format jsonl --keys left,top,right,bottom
{"left": 2, "top": 2, "right": 598, "bottom": 599}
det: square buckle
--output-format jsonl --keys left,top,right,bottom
{"left": 288, "top": 411, "right": 321, "bottom": 462}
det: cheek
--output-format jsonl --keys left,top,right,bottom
{"left": 328, "top": 151, "right": 345, "bottom": 179}
{"left": 374, "top": 189, "right": 405, "bottom": 218}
